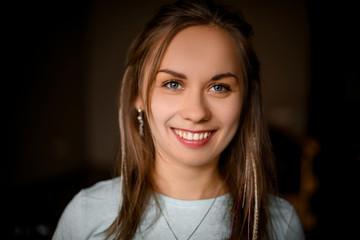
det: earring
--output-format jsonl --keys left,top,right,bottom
{"left": 137, "top": 108, "right": 144, "bottom": 137}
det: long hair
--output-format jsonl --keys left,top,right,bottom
{"left": 106, "top": 0, "right": 276, "bottom": 239}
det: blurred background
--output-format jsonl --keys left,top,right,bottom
{"left": 4, "top": 0, "right": 359, "bottom": 239}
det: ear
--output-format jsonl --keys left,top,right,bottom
{"left": 134, "top": 94, "right": 144, "bottom": 110}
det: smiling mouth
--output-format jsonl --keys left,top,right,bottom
{"left": 173, "top": 129, "right": 213, "bottom": 141}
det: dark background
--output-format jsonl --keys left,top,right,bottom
{"left": 4, "top": 0, "right": 359, "bottom": 239}
{"left": 308, "top": 0, "right": 359, "bottom": 239}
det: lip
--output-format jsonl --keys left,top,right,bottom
{"left": 171, "top": 128, "right": 216, "bottom": 148}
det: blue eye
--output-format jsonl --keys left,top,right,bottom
{"left": 210, "top": 84, "right": 229, "bottom": 92}
{"left": 164, "top": 81, "right": 182, "bottom": 89}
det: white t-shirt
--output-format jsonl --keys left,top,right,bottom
{"left": 52, "top": 177, "right": 305, "bottom": 240}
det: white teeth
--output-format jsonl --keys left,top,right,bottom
{"left": 193, "top": 133, "right": 199, "bottom": 140}
{"left": 204, "top": 132, "right": 208, "bottom": 139}
{"left": 178, "top": 130, "right": 183, "bottom": 137}
{"left": 187, "top": 132, "right": 193, "bottom": 140}
{"left": 174, "top": 129, "right": 212, "bottom": 141}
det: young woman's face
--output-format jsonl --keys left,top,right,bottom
{"left": 143, "top": 26, "right": 243, "bottom": 169}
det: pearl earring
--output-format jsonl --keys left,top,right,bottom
{"left": 137, "top": 108, "right": 144, "bottom": 137}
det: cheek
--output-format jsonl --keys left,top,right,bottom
{"left": 212, "top": 97, "right": 242, "bottom": 129}
{"left": 223, "top": 111, "right": 241, "bottom": 137}
{"left": 149, "top": 91, "right": 180, "bottom": 130}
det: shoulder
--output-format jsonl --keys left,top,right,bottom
{"left": 52, "top": 177, "right": 121, "bottom": 240}
{"left": 268, "top": 196, "right": 305, "bottom": 240}
{"left": 82, "top": 177, "right": 121, "bottom": 202}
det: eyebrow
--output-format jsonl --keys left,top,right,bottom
{"left": 158, "top": 69, "right": 187, "bottom": 79}
{"left": 157, "top": 69, "right": 238, "bottom": 81}
{"left": 211, "top": 73, "right": 238, "bottom": 81}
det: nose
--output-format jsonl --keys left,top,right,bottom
{"left": 180, "top": 90, "right": 210, "bottom": 123}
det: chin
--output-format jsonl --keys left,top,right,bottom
{"left": 176, "top": 154, "right": 220, "bottom": 168}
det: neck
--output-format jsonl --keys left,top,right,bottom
{"left": 152, "top": 156, "right": 227, "bottom": 200}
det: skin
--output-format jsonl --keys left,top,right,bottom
{"left": 136, "top": 25, "right": 244, "bottom": 200}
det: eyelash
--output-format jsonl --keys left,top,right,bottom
{"left": 209, "top": 84, "right": 231, "bottom": 92}
{"left": 161, "top": 80, "right": 231, "bottom": 93}
{"left": 162, "top": 80, "right": 183, "bottom": 90}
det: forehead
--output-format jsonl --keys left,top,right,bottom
{"left": 158, "top": 25, "right": 242, "bottom": 79}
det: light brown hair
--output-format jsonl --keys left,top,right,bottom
{"left": 106, "top": 0, "right": 276, "bottom": 239}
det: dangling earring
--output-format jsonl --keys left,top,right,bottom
{"left": 137, "top": 108, "right": 144, "bottom": 137}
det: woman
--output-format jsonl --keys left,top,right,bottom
{"left": 53, "top": 0, "right": 305, "bottom": 239}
